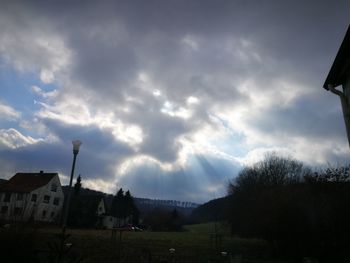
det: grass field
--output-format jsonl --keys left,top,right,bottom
{"left": 33, "top": 222, "right": 270, "bottom": 262}
{"left": 1, "top": 223, "right": 273, "bottom": 263}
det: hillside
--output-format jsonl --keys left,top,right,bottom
{"left": 62, "top": 186, "right": 199, "bottom": 216}
{"left": 190, "top": 196, "right": 230, "bottom": 223}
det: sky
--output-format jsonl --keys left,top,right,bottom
{"left": 0, "top": 0, "right": 349, "bottom": 203}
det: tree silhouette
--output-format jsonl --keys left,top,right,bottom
{"left": 125, "top": 190, "right": 139, "bottom": 225}
{"left": 74, "top": 175, "right": 82, "bottom": 196}
{"left": 228, "top": 155, "right": 350, "bottom": 261}
{"left": 111, "top": 188, "right": 125, "bottom": 221}
{"left": 111, "top": 188, "right": 139, "bottom": 226}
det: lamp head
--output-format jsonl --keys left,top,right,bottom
{"left": 72, "top": 140, "right": 82, "bottom": 154}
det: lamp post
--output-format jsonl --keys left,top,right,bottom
{"left": 61, "top": 140, "right": 82, "bottom": 233}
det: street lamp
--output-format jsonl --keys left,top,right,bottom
{"left": 62, "top": 140, "right": 82, "bottom": 233}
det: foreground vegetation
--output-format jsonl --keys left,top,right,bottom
{"left": 2, "top": 154, "right": 348, "bottom": 262}
{"left": 0, "top": 222, "right": 271, "bottom": 263}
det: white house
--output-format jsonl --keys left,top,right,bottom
{"left": 99, "top": 214, "right": 132, "bottom": 229}
{"left": 0, "top": 171, "right": 64, "bottom": 223}
{"left": 100, "top": 215, "right": 115, "bottom": 229}
{"left": 69, "top": 194, "right": 107, "bottom": 227}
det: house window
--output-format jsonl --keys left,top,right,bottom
{"left": 17, "top": 193, "right": 23, "bottom": 201}
{"left": 51, "top": 183, "right": 57, "bottom": 192}
{"left": 43, "top": 195, "right": 50, "bottom": 204}
{"left": 1, "top": 206, "right": 8, "bottom": 214}
{"left": 42, "top": 210, "right": 47, "bottom": 218}
{"left": 53, "top": 198, "right": 60, "bottom": 206}
{"left": 3, "top": 193, "right": 11, "bottom": 202}
{"left": 31, "top": 194, "right": 37, "bottom": 202}
{"left": 50, "top": 212, "right": 55, "bottom": 218}
{"left": 14, "top": 207, "right": 22, "bottom": 215}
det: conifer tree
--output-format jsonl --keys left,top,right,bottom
{"left": 74, "top": 175, "right": 82, "bottom": 196}
{"left": 112, "top": 188, "right": 125, "bottom": 220}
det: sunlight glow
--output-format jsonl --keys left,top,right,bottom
{"left": 153, "top": 89, "right": 161, "bottom": 97}
{"left": 117, "top": 155, "right": 177, "bottom": 176}
{"left": 161, "top": 101, "right": 191, "bottom": 119}
{"left": 83, "top": 178, "right": 115, "bottom": 194}
{"left": 187, "top": 96, "right": 199, "bottom": 105}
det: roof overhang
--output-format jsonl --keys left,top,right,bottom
{"left": 323, "top": 25, "right": 350, "bottom": 90}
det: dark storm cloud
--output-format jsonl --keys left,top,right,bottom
{"left": 5, "top": 0, "right": 345, "bottom": 111}
{"left": 247, "top": 93, "right": 346, "bottom": 141}
{"left": 0, "top": 117, "right": 135, "bottom": 182}
{"left": 0, "top": 142, "right": 71, "bottom": 177}
{"left": 38, "top": 119, "right": 135, "bottom": 180}
{"left": 0, "top": 123, "right": 134, "bottom": 181}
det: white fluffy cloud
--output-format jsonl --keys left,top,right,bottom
{"left": 0, "top": 102, "right": 20, "bottom": 120}
{"left": 0, "top": 128, "right": 42, "bottom": 149}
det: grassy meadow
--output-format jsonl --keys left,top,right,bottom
{"left": 31, "top": 222, "right": 270, "bottom": 262}
{"left": 1, "top": 222, "right": 274, "bottom": 262}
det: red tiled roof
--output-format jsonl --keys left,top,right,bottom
{"left": 0, "top": 172, "right": 58, "bottom": 193}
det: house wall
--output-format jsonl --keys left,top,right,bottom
{"left": 0, "top": 192, "right": 30, "bottom": 221}
{"left": 100, "top": 216, "right": 130, "bottom": 229}
{"left": 0, "top": 175, "right": 64, "bottom": 223}
{"left": 31, "top": 175, "right": 64, "bottom": 222}
{"left": 101, "top": 215, "right": 116, "bottom": 229}
{"left": 342, "top": 75, "right": 350, "bottom": 146}
{"left": 96, "top": 199, "right": 105, "bottom": 216}
{"left": 344, "top": 74, "right": 350, "bottom": 101}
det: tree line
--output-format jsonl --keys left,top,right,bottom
{"left": 68, "top": 176, "right": 139, "bottom": 227}
{"left": 227, "top": 154, "right": 350, "bottom": 262}
{"left": 111, "top": 188, "right": 139, "bottom": 226}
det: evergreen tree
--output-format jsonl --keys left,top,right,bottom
{"left": 112, "top": 188, "right": 125, "bottom": 221}
{"left": 74, "top": 175, "right": 82, "bottom": 196}
{"left": 125, "top": 190, "right": 140, "bottom": 225}
{"left": 111, "top": 188, "right": 140, "bottom": 225}
{"left": 125, "top": 190, "right": 133, "bottom": 216}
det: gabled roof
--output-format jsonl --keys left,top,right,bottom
{"left": 323, "top": 25, "right": 350, "bottom": 89}
{"left": 0, "top": 179, "right": 7, "bottom": 186}
{"left": 0, "top": 172, "right": 58, "bottom": 193}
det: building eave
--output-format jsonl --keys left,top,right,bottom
{"left": 323, "top": 25, "right": 350, "bottom": 90}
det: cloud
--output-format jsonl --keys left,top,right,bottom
{"left": 0, "top": 8, "right": 71, "bottom": 83}
{"left": 0, "top": 128, "right": 41, "bottom": 149}
{"left": 0, "top": 0, "right": 349, "bottom": 202}
{"left": 0, "top": 102, "right": 20, "bottom": 120}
